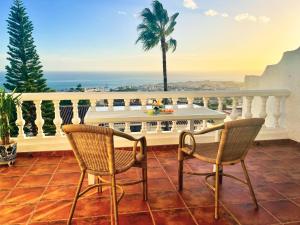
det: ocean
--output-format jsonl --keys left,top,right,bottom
{"left": 0, "top": 71, "right": 242, "bottom": 91}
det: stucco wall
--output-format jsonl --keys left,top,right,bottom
{"left": 245, "top": 47, "right": 300, "bottom": 141}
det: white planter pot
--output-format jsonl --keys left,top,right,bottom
{"left": 0, "top": 141, "right": 17, "bottom": 166}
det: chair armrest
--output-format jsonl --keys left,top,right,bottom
{"left": 179, "top": 123, "right": 224, "bottom": 154}
{"left": 113, "top": 130, "right": 147, "bottom": 156}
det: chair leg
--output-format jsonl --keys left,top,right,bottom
{"left": 142, "top": 167, "right": 148, "bottom": 201}
{"left": 97, "top": 176, "right": 103, "bottom": 193}
{"left": 110, "top": 174, "right": 119, "bottom": 225}
{"left": 214, "top": 164, "right": 220, "bottom": 220}
{"left": 67, "top": 171, "right": 85, "bottom": 225}
{"left": 241, "top": 160, "right": 258, "bottom": 209}
{"left": 178, "top": 150, "right": 184, "bottom": 191}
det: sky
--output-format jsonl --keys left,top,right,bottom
{"left": 0, "top": 0, "right": 300, "bottom": 80}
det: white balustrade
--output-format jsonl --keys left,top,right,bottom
{"left": 16, "top": 101, "right": 25, "bottom": 139}
{"left": 243, "top": 96, "right": 254, "bottom": 119}
{"left": 259, "top": 96, "right": 268, "bottom": 119}
{"left": 71, "top": 100, "right": 81, "bottom": 124}
{"left": 273, "top": 96, "right": 281, "bottom": 128}
{"left": 10, "top": 89, "right": 290, "bottom": 151}
{"left": 230, "top": 97, "right": 239, "bottom": 121}
{"left": 53, "top": 100, "right": 62, "bottom": 136}
{"left": 33, "top": 100, "right": 44, "bottom": 137}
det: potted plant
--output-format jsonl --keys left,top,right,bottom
{"left": 0, "top": 88, "right": 21, "bottom": 166}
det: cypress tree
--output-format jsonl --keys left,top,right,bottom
{"left": 5, "top": 0, "right": 55, "bottom": 136}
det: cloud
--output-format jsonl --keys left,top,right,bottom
{"left": 183, "top": 0, "right": 198, "bottom": 10}
{"left": 235, "top": 13, "right": 257, "bottom": 22}
{"left": 117, "top": 11, "right": 127, "bottom": 15}
{"left": 133, "top": 13, "right": 139, "bottom": 18}
{"left": 221, "top": 13, "right": 229, "bottom": 18}
{"left": 204, "top": 9, "right": 218, "bottom": 17}
{"left": 235, "top": 13, "right": 270, "bottom": 24}
{"left": 259, "top": 16, "right": 271, "bottom": 24}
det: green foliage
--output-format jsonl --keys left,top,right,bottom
{"left": 136, "top": 1, "right": 179, "bottom": 52}
{"left": 0, "top": 88, "right": 21, "bottom": 145}
{"left": 4, "top": 0, "right": 55, "bottom": 136}
{"left": 136, "top": 0, "right": 179, "bottom": 91}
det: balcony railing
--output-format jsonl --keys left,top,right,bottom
{"left": 12, "top": 89, "right": 290, "bottom": 152}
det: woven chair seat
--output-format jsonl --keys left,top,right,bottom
{"left": 114, "top": 150, "right": 136, "bottom": 173}
{"left": 181, "top": 142, "right": 219, "bottom": 163}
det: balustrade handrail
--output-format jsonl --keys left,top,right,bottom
{"left": 13, "top": 89, "right": 290, "bottom": 101}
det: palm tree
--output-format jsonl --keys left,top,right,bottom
{"left": 136, "top": 0, "right": 179, "bottom": 92}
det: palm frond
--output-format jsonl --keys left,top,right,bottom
{"left": 167, "top": 38, "right": 177, "bottom": 52}
{"left": 152, "top": 0, "right": 168, "bottom": 27}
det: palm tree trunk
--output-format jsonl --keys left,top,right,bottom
{"left": 161, "top": 38, "right": 168, "bottom": 92}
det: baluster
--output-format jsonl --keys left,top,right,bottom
{"left": 259, "top": 96, "right": 268, "bottom": 119}
{"left": 141, "top": 98, "right": 147, "bottom": 110}
{"left": 243, "top": 96, "right": 253, "bottom": 119}
{"left": 34, "top": 100, "right": 44, "bottom": 137}
{"left": 16, "top": 101, "right": 25, "bottom": 139}
{"left": 141, "top": 121, "right": 147, "bottom": 133}
{"left": 217, "top": 97, "right": 223, "bottom": 112}
{"left": 124, "top": 122, "right": 131, "bottom": 133}
{"left": 90, "top": 99, "right": 97, "bottom": 112}
{"left": 156, "top": 121, "right": 162, "bottom": 133}
{"left": 230, "top": 97, "right": 239, "bottom": 120}
{"left": 171, "top": 120, "right": 177, "bottom": 133}
{"left": 187, "top": 97, "right": 194, "bottom": 108}
{"left": 71, "top": 100, "right": 81, "bottom": 124}
{"left": 107, "top": 99, "right": 114, "bottom": 111}
{"left": 172, "top": 97, "right": 178, "bottom": 109}
{"left": 53, "top": 100, "right": 62, "bottom": 136}
{"left": 203, "top": 97, "right": 209, "bottom": 108}
{"left": 273, "top": 96, "right": 281, "bottom": 128}
{"left": 124, "top": 98, "right": 130, "bottom": 110}
{"left": 202, "top": 97, "right": 209, "bottom": 128}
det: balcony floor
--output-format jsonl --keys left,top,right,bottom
{"left": 0, "top": 141, "right": 300, "bottom": 225}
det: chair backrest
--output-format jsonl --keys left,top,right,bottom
{"left": 62, "top": 124, "right": 115, "bottom": 174}
{"left": 217, "top": 118, "right": 265, "bottom": 163}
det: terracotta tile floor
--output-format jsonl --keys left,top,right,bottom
{"left": 0, "top": 141, "right": 300, "bottom": 225}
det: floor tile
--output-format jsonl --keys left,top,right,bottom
{"left": 260, "top": 199, "right": 300, "bottom": 223}
{"left": 119, "top": 212, "right": 153, "bottom": 225}
{"left": 41, "top": 185, "right": 77, "bottom": 201}
{"left": 31, "top": 200, "right": 72, "bottom": 222}
{"left": 152, "top": 208, "right": 196, "bottom": 225}
{"left": 190, "top": 206, "right": 238, "bottom": 225}
{"left": 56, "top": 163, "right": 80, "bottom": 173}
{"left": 0, "top": 165, "right": 29, "bottom": 176}
{"left": 148, "top": 178, "right": 175, "bottom": 192}
{"left": 179, "top": 188, "right": 214, "bottom": 207}
{"left": 49, "top": 172, "right": 81, "bottom": 186}
{"left": 148, "top": 191, "right": 185, "bottom": 210}
{"left": 0, "top": 203, "right": 34, "bottom": 224}
{"left": 225, "top": 203, "right": 278, "bottom": 225}
{"left": 0, "top": 176, "right": 20, "bottom": 190}
{"left": 28, "top": 164, "right": 58, "bottom": 175}
{"left": 272, "top": 182, "right": 300, "bottom": 198}
{"left": 74, "top": 197, "right": 111, "bottom": 217}
{"left": 119, "top": 193, "right": 148, "bottom": 213}
{"left": 5, "top": 187, "right": 45, "bottom": 204}
{"left": 17, "top": 174, "right": 52, "bottom": 187}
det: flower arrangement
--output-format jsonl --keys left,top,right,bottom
{"left": 147, "top": 99, "right": 174, "bottom": 115}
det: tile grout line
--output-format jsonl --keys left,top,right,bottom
{"left": 26, "top": 156, "right": 64, "bottom": 225}
{"left": 153, "top": 150, "right": 200, "bottom": 225}
{"left": 2, "top": 157, "right": 38, "bottom": 203}
{"left": 169, "top": 153, "right": 243, "bottom": 225}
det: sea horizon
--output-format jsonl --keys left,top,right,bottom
{"left": 0, "top": 71, "right": 244, "bottom": 91}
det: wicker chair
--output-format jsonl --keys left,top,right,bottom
{"left": 62, "top": 124, "right": 148, "bottom": 225}
{"left": 178, "top": 118, "right": 265, "bottom": 219}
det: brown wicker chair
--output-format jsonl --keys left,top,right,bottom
{"left": 62, "top": 124, "right": 148, "bottom": 225}
{"left": 178, "top": 118, "right": 265, "bottom": 219}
